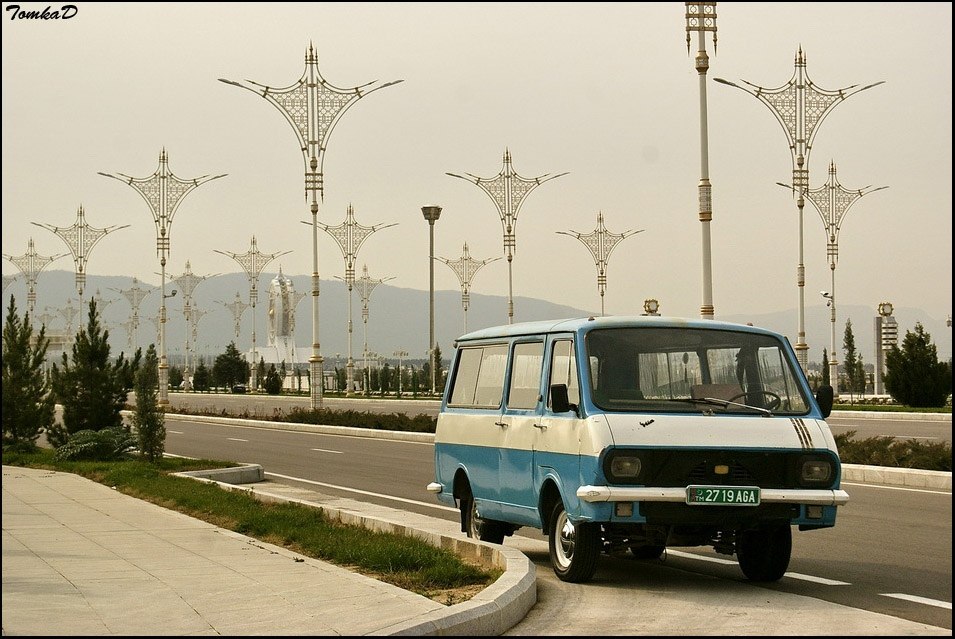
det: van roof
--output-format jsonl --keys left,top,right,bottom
{"left": 454, "top": 315, "right": 781, "bottom": 344}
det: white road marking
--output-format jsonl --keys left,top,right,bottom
{"left": 226, "top": 438, "right": 248, "bottom": 442}
{"left": 665, "top": 550, "right": 850, "bottom": 584}
{"left": 264, "top": 471, "right": 459, "bottom": 512}
{"left": 310, "top": 448, "right": 344, "bottom": 454}
{"left": 880, "top": 593, "right": 952, "bottom": 610}
{"left": 842, "top": 482, "right": 951, "bottom": 496}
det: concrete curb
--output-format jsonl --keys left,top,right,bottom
{"left": 842, "top": 463, "right": 952, "bottom": 490}
{"left": 176, "top": 465, "right": 537, "bottom": 637}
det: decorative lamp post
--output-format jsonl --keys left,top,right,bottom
{"left": 4, "top": 238, "right": 65, "bottom": 321}
{"left": 793, "top": 161, "right": 887, "bottom": 396}
{"left": 320, "top": 204, "right": 396, "bottom": 396}
{"left": 438, "top": 243, "right": 500, "bottom": 334}
{"left": 715, "top": 49, "right": 883, "bottom": 372}
{"left": 220, "top": 44, "right": 402, "bottom": 409}
{"left": 874, "top": 301, "right": 897, "bottom": 395}
{"left": 218, "top": 291, "right": 250, "bottom": 340}
{"left": 421, "top": 205, "right": 442, "bottom": 394}
{"left": 100, "top": 149, "right": 225, "bottom": 405}
{"left": 215, "top": 237, "right": 289, "bottom": 391}
{"left": 557, "top": 212, "right": 643, "bottom": 316}
{"left": 167, "top": 261, "right": 216, "bottom": 391}
{"left": 394, "top": 350, "right": 408, "bottom": 395}
{"left": 643, "top": 299, "right": 661, "bottom": 316}
{"left": 355, "top": 264, "right": 393, "bottom": 393}
{"left": 448, "top": 150, "right": 567, "bottom": 324}
{"left": 685, "top": 1, "right": 718, "bottom": 319}
{"left": 111, "top": 277, "right": 156, "bottom": 352}
{"left": 34, "top": 205, "right": 129, "bottom": 307}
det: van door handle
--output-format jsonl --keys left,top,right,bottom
{"left": 495, "top": 421, "right": 507, "bottom": 429}
{"left": 533, "top": 423, "right": 546, "bottom": 430}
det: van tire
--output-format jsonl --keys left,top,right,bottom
{"left": 462, "top": 494, "right": 506, "bottom": 544}
{"left": 548, "top": 501, "right": 599, "bottom": 583}
{"left": 737, "top": 524, "right": 792, "bottom": 582}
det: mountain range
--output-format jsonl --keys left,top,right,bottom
{"left": 4, "top": 270, "right": 951, "bottom": 367}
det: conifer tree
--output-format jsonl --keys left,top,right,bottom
{"left": 133, "top": 344, "right": 165, "bottom": 462}
{"left": 48, "top": 299, "right": 140, "bottom": 447}
{"left": 2, "top": 295, "right": 55, "bottom": 451}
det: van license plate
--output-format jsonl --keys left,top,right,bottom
{"left": 686, "top": 486, "right": 760, "bottom": 506}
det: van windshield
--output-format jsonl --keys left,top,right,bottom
{"left": 585, "top": 327, "right": 811, "bottom": 415}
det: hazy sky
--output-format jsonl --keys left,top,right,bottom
{"left": 3, "top": 4, "right": 952, "bottom": 337}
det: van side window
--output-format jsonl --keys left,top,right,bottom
{"left": 449, "top": 344, "right": 508, "bottom": 407}
{"left": 548, "top": 339, "right": 579, "bottom": 409}
{"left": 507, "top": 341, "right": 544, "bottom": 409}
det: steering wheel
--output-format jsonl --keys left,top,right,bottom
{"left": 728, "top": 390, "right": 782, "bottom": 411}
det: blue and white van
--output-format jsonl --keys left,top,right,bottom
{"left": 427, "top": 316, "right": 848, "bottom": 583}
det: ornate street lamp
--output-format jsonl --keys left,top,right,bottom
{"left": 448, "top": 149, "right": 567, "bottom": 324}
{"left": 320, "top": 204, "right": 396, "bottom": 396}
{"left": 34, "top": 205, "right": 129, "bottom": 307}
{"left": 393, "top": 349, "right": 408, "bottom": 396}
{"left": 3, "top": 238, "right": 65, "bottom": 321}
{"left": 111, "top": 277, "right": 156, "bottom": 352}
{"left": 215, "top": 237, "right": 290, "bottom": 391}
{"left": 100, "top": 149, "right": 225, "bottom": 405}
{"left": 217, "top": 291, "right": 250, "bottom": 340}
{"left": 557, "top": 212, "right": 643, "bottom": 316}
{"left": 685, "top": 1, "right": 718, "bottom": 319}
{"left": 355, "top": 264, "right": 394, "bottom": 394}
{"left": 874, "top": 301, "right": 897, "bottom": 395}
{"left": 715, "top": 49, "right": 883, "bottom": 371}
{"left": 220, "top": 43, "right": 402, "bottom": 409}
{"left": 438, "top": 243, "right": 500, "bottom": 334}
{"left": 166, "top": 261, "right": 217, "bottom": 391}
{"left": 790, "top": 161, "right": 887, "bottom": 396}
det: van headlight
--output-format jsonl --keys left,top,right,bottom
{"left": 799, "top": 458, "right": 833, "bottom": 486}
{"left": 605, "top": 452, "right": 643, "bottom": 482}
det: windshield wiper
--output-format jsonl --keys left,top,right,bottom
{"left": 670, "top": 397, "right": 773, "bottom": 417}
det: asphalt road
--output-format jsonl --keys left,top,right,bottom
{"left": 161, "top": 412, "right": 952, "bottom": 631}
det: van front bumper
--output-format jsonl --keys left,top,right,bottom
{"left": 577, "top": 485, "right": 849, "bottom": 506}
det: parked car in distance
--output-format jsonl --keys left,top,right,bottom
{"left": 231, "top": 384, "right": 247, "bottom": 394}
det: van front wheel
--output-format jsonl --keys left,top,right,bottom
{"left": 461, "top": 494, "right": 506, "bottom": 544}
{"left": 737, "top": 525, "right": 792, "bottom": 582}
{"left": 548, "top": 501, "right": 599, "bottom": 583}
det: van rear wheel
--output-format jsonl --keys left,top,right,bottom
{"left": 461, "top": 493, "right": 506, "bottom": 544}
{"left": 737, "top": 524, "right": 792, "bottom": 582}
{"left": 548, "top": 501, "right": 599, "bottom": 582}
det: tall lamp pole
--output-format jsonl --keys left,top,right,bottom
{"left": 167, "top": 261, "right": 217, "bottom": 391}
{"left": 557, "top": 212, "right": 643, "bottom": 316}
{"left": 685, "top": 1, "right": 718, "bottom": 320}
{"left": 215, "top": 237, "right": 290, "bottom": 391}
{"left": 448, "top": 149, "right": 567, "bottom": 324}
{"left": 787, "top": 161, "right": 887, "bottom": 396}
{"left": 3, "top": 238, "right": 65, "bottom": 322}
{"left": 320, "top": 204, "right": 396, "bottom": 396}
{"left": 34, "top": 205, "right": 128, "bottom": 308}
{"left": 421, "top": 205, "right": 442, "bottom": 394}
{"left": 111, "top": 277, "right": 155, "bottom": 352}
{"left": 355, "top": 264, "right": 394, "bottom": 393}
{"left": 220, "top": 44, "right": 402, "bottom": 409}
{"left": 217, "top": 291, "right": 250, "bottom": 340}
{"left": 100, "top": 149, "right": 225, "bottom": 405}
{"left": 438, "top": 243, "right": 500, "bottom": 334}
{"left": 715, "top": 49, "right": 883, "bottom": 371}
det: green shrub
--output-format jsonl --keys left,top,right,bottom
{"left": 52, "top": 427, "right": 137, "bottom": 462}
{"left": 835, "top": 430, "right": 952, "bottom": 472}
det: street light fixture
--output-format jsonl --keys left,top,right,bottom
{"left": 220, "top": 43, "right": 402, "bottom": 409}
{"left": 33, "top": 205, "right": 129, "bottom": 307}
{"left": 394, "top": 350, "right": 408, "bottom": 396}
{"left": 438, "top": 243, "right": 500, "bottom": 334}
{"left": 215, "top": 237, "right": 290, "bottom": 391}
{"left": 3, "top": 238, "right": 65, "bottom": 322}
{"left": 166, "top": 261, "right": 216, "bottom": 391}
{"left": 111, "top": 277, "right": 156, "bottom": 352}
{"left": 422, "top": 205, "right": 442, "bottom": 395}
{"left": 557, "top": 212, "right": 643, "bottom": 316}
{"left": 355, "top": 264, "right": 394, "bottom": 393}
{"left": 448, "top": 149, "right": 567, "bottom": 324}
{"left": 320, "top": 204, "right": 396, "bottom": 396}
{"left": 793, "top": 161, "right": 887, "bottom": 396}
{"left": 715, "top": 49, "right": 883, "bottom": 372}
{"left": 100, "top": 149, "right": 225, "bottom": 405}
{"left": 685, "top": 1, "right": 718, "bottom": 320}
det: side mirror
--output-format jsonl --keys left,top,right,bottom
{"left": 550, "top": 383, "right": 578, "bottom": 415}
{"left": 815, "top": 384, "right": 834, "bottom": 419}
